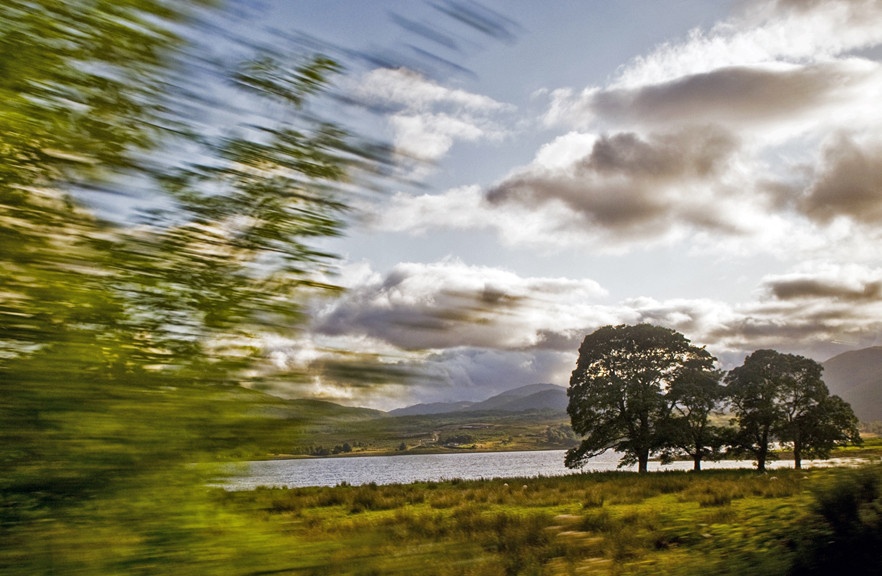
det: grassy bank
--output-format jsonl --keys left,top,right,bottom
{"left": 219, "top": 463, "right": 881, "bottom": 575}
{"left": 274, "top": 408, "right": 577, "bottom": 459}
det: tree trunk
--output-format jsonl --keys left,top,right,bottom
{"left": 693, "top": 455, "right": 702, "bottom": 471}
{"left": 638, "top": 452, "right": 648, "bottom": 473}
{"left": 756, "top": 447, "right": 767, "bottom": 473}
{"left": 793, "top": 441, "right": 802, "bottom": 470}
{"left": 757, "top": 430, "right": 768, "bottom": 472}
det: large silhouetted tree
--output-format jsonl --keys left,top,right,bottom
{"left": 726, "top": 349, "right": 860, "bottom": 471}
{"left": 565, "top": 324, "right": 715, "bottom": 473}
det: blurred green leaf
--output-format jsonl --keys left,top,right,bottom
{"left": 0, "top": 1, "right": 394, "bottom": 572}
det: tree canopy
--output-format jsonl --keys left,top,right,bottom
{"left": 566, "top": 328, "right": 862, "bottom": 474}
{"left": 726, "top": 349, "right": 861, "bottom": 471}
{"left": 566, "top": 324, "right": 716, "bottom": 473}
{"left": 662, "top": 365, "right": 727, "bottom": 470}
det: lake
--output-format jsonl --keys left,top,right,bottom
{"left": 223, "top": 450, "right": 830, "bottom": 490}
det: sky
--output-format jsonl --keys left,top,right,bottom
{"left": 240, "top": 0, "right": 882, "bottom": 410}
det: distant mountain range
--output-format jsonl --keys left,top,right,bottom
{"left": 823, "top": 346, "right": 882, "bottom": 423}
{"left": 384, "top": 345, "right": 882, "bottom": 423}
{"left": 388, "top": 383, "right": 568, "bottom": 416}
{"left": 252, "top": 347, "right": 881, "bottom": 426}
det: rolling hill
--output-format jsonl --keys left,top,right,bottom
{"left": 228, "top": 383, "right": 574, "bottom": 457}
{"left": 389, "top": 383, "right": 567, "bottom": 416}
{"left": 387, "top": 401, "right": 474, "bottom": 417}
{"left": 823, "top": 346, "right": 882, "bottom": 423}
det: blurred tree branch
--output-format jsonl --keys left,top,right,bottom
{"left": 0, "top": 1, "right": 395, "bottom": 572}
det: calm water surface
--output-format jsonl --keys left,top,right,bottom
{"left": 225, "top": 450, "right": 825, "bottom": 490}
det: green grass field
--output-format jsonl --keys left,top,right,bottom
{"left": 218, "top": 462, "right": 882, "bottom": 576}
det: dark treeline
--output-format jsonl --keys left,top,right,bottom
{"left": 566, "top": 324, "right": 862, "bottom": 473}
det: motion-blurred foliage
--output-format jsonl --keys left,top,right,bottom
{"left": 791, "top": 464, "right": 882, "bottom": 576}
{"left": 0, "top": 1, "right": 388, "bottom": 572}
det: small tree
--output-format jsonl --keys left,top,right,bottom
{"left": 790, "top": 394, "right": 861, "bottom": 468}
{"left": 566, "top": 324, "right": 714, "bottom": 473}
{"left": 662, "top": 365, "right": 727, "bottom": 471}
{"left": 726, "top": 350, "right": 789, "bottom": 472}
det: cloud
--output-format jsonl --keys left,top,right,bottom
{"left": 694, "top": 262, "right": 882, "bottom": 361}
{"left": 485, "top": 126, "right": 757, "bottom": 243}
{"left": 255, "top": 331, "right": 434, "bottom": 409}
{"left": 595, "top": 61, "right": 875, "bottom": 132}
{"left": 372, "top": 184, "right": 605, "bottom": 250}
{"left": 761, "top": 263, "right": 882, "bottom": 302}
{"left": 545, "top": 58, "right": 882, "bottom": 144}
{"left": 372, "top": 126, "right": 828, "bottom": 255}
{"left": 530, "top": 0, "right": 882, "bottom": 252}
{"left": 612, "top": 268, "right": 882, "bottom": 367}
{"left": 545, "top": 0, "right": 882, "bottom": 129}
{"left": 353, "top": 67, "right": 512, "bottom": 161}
{"left": 292, "top": 1, "right": 882, "bottom": 407}
{"left": 387, "top": 112, "right": 487, "bottom": 161}
{"left": 799, "top": 135, "right": 882, "bottom": 224}
{"left": 537, "top": 0, "right": 882, "bottom": 141}
{"left": 260, "top": 259, "right": 882, "bottom": 408}
{"left": 372, "top": 0, "right": 882, "bottom": 256}
{"left": 312, "top": 258, "right": 609, "bottom": 351}
{"left": 413, "top": 347, "right": 574, "bottom": 403}
{"left": 319, "top": 259, "right": 882, "bottom": 365}
{"left": 355, "top": 67, "right": 506, "bottom": 112}
{"left": 614, "top": 0, "right": 882, "bottom": 89}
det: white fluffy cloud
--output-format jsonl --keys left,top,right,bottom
{"left": 354, "top": 67, "right": 512, "bottom": 162}
{"left": 370, "top": 0, "right": 882, "bottom": 258}
{"left": 372, "top": 184, "right": 600, "bottom": 250}
{"left": 613, "top": 0, "right": 882, "bottom": 89}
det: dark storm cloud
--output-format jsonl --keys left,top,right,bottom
{"left": 703, "top": 314, "right": 860, "bottom": 365}
{"left": 314, "top": 285, "right": 518, "bottom": 350}
{"left": 765, "top": 277, "right": 882, "bottom": 302}
{"left": 585, "top": 131, "right": 734, "bottom": 180}
{"left": 486, "top": 127, "right": 739, "bottom": 236}
{"left": 312, "top": 261, "right": 607, "bottom": 352}
{"left": 729, "top": 311, "right": 878, "bottom": 347}
{"left": 800, "top": 137, "right": 882, "bottom": 224}
{"left": 592, "top": 63, "right": 861, "bottom": 128}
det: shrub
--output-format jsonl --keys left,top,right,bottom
{"left": 790, "top": 464, "right": 882, "bottom": 576}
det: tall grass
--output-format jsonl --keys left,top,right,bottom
{"left": 216, "top": 467, "right": 844, "bottom": 575}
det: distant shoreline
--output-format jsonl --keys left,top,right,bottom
{"left": 259, "top": 438, "right": 882, "bottom": 464}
